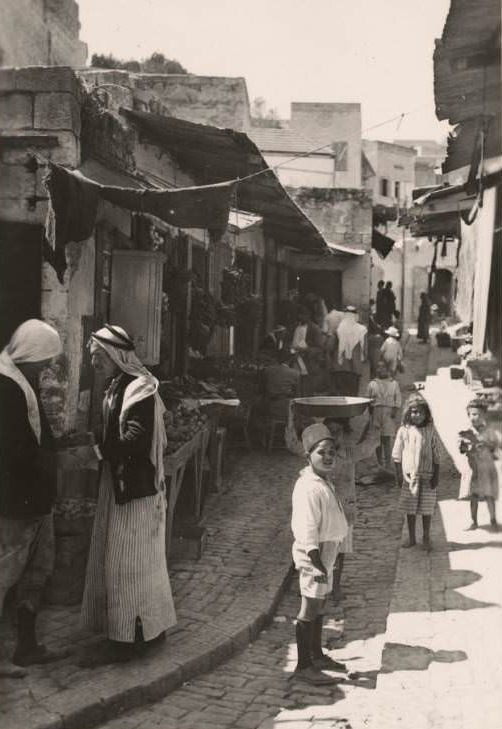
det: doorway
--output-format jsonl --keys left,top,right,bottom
{"left": 298, "top": 270, "right": 342, "bottom": 310}
{"left": 0, "top": 222, "right": 42, "bottom": 348}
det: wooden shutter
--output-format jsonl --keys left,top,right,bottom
{"left": 110, "top": 250, "right": 164, "bottom": 365}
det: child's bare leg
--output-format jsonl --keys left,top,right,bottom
{"left": 404, "top": 514, "right": 416, "bottom": 547}
{"left": 382, "top": 436, "right": 392, "bottom": 469}
{"left": 376, "top": 439, "right": 383, "bottom": 466}
{"left": 332, "top": 553, "right": 345, "bottom": 602}
{"left": 422, "top": 515, "right": 432, "bottom": 550}
{"left": 467, "top": 498, "right": 479, "bottom": 529}
{"left": 486, "top": 497, "right": 498, "bottom": 529}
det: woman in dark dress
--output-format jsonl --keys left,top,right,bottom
{"left": 417, "top": 292, "right": 431, "bottom": 343}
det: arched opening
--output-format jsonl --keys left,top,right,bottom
{"left": 430, "top": 268, "right": 453, "bottom": 317}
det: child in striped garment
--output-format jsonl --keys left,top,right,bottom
{"left": 392, "top": 395, "right": 440, "bottom": 551}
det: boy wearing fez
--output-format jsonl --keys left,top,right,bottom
{"left": 291, "top": 424, "right": 349, "bottom": 685}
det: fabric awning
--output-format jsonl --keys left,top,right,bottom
{"left": 227, "top": 209, "right": 263, "bottom": 232}
{"left": 327, "top": 241, "right": 366, "bottom": 256}
{"left": 121, "top": 108, "right": 329, "bottom": 255}
{"left": 371, "top": 229, "right": 395, "bottom": 258}
{"left": 44, "top": 162, "right": 235, "bottom": 281}
{"left": 409, "top": 169, "right": 502, "bottom": 237}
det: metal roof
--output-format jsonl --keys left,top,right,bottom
{"left": 122, "top": 109, "right": 329, "bottom": 254}
{"left": 247, "top": 128, "right": 334, "bottom": 156}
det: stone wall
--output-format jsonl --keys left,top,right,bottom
{"left": 287, "top": 187, "right": 373, "bottom": 250}
{"left": 0, "top": 65, "right": 84, "bottom": 436}
{"left": 286, "top": 187, "right": 373, "bottom": 319}
{"left": 0, "top": 0, "right": 87, "bottom": 68}
{"left": 79, "top": 69, "right": 251, "bottom": 130}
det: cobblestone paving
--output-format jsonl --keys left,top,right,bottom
{"left": 0, "top": 450, "right": 303, "bottom": 727}
{"left": 93, "top": 343, "right": 434, "bottom": 729}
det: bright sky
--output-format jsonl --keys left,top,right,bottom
{"left": 78, "top": 0, "right": 451, "bottom": 142}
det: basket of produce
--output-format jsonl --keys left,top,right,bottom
{"left": 292, "top": 396, "right": 372, "bottom": 419}
{"left": 163, "top": 402, "right": 209, "bottom": 455}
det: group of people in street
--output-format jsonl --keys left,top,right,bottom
{"left": 1, "top": 305, "right": 499, "bottom": 688}
{"left": 0, "top": 319, "right": 175, "bottom": 675}
{"left": 287, "top": 292, "right": 500, "bottom": 686}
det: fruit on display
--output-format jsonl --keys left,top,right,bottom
{"left": 163, "top": 403, "right": 209, "bottom": 455}
{"left": 159, "top": 375, "right": 237, "bottom": 401}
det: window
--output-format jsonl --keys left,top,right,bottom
{"left": 394, "top": 181, "right": 401, "bottom": 200}
{"left": 380, "top": 178, "right": 389, "bottom": 197}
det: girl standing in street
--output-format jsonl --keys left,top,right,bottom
{"left": 291, "top": 424, "right": 348, "bottom": 685}
{"left": 80, "top": 325, "right": 176, "bottom": 665}
{"left": 367, "top": 361, "right": 402, "bottom": 470}
{"left": 392, "top": 396, "right": 440, "bottom": 551}
{"left": 459, "top": 399, "right": 500, "bottom": 531}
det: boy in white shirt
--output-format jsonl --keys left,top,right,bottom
{"left": 291, "top": 423, "right": 349, "bottom": 685}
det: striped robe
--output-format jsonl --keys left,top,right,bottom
{"left": 393, "top": 423, "right": 440, "bottom": 516}
{"left": 81, "top": 463, "right": 176, "bottom": 642}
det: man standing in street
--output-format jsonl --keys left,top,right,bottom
{"left": 0, "top": 319, "right": 64, "bottom": 674}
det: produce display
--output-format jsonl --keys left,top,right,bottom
{"left": 159, "top": 375, "right": 237, "bottom": 401}
{"left": 163, "top": 402, "right": 209, "bottom": 455}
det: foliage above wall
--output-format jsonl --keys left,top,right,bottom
{"left": 91, "top": 51, "right": 188, "bottom": 74}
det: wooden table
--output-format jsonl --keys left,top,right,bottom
{"left": 164, "top": 426, "right": 211, "bottom": 557}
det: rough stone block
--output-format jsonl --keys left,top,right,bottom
{"left": 0, "top": 196, "right": 46, "bottom": 224}
{"left": 0, "top": 163, "right": 36, "bottom": 198}
{"left": 34, "top": 93, "right": 80, "bottom": 134}
{"left": 0, "top": 92, "right": 33, "bottom": 129}
{"left": 13, "top": 66, "right": 80, "bottom": 95}
{"left": 0, "top": 68, "right": 16, "bottom": 92}
{"left": 47, "top": 131, "right": 80, "bottom": 166}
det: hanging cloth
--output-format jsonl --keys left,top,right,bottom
{"left": 44, "top": 162, "right": 235, "bottom": 282}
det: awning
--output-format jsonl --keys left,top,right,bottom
{"left": 121, "top": 108, "right": 329, "bottom": 255}
{"left": 408, "top": 169, "right": 502, "bottom": 237}
{"left": 327, "top": 241, "right": 366, "bottom": 256}
{"left": 227, "top": 209, "right": 263, "bottom": 232}
{"left": 371, "top": 229, "right": 395, "bottom": 258}
{"left": 44, "top": 162, "right": 235, "bottom": 281}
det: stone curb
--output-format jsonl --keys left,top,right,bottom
{"left": 6, "top": 530, "right": 295, "bottom": 729}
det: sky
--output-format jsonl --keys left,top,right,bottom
{"left": 78, "top": 0, "right": 451, "bottom": 142}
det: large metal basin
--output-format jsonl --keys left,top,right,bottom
{"left": 293, "top": 396, "right": 372, "bottom": 419}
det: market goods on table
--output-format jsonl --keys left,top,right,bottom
{"left": 293, "top": 396, "right": 372, "bottom": 419}
{"left": 159, "top": 375, "right": 237, "bottom": 401}
{"left": 163, "top": 402, "right": 209, "bottom": 454}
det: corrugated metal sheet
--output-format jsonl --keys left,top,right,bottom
{"left": 247, "top": 128, "right": 334, "bottom": 156}
{"left": 122, "top": 109, "right": 330, "bottom": 254}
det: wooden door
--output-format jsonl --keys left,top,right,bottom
{"left": 110, "top": 250, "right": 165, "bottom": 365}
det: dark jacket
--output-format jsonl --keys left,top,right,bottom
{"left": 101, "top": 373, "right": 157, "bottom": 505}
{"left": 0, "top": 374, "right": 56, "bottom": 517}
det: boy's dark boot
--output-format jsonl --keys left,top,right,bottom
{"left": 294, "top": 619, "right": 336, "bottom": 685}
{"left": 311, "top": 616, "right": 346, "bottom": 672}
{"left": 13, "top": 605, "right": 67, "bottom": 666}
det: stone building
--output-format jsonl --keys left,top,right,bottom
{"left": 0, "top": 0, "right": 87, "bottom": 67}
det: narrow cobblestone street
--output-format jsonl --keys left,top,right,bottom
{"left": 91, "top": 341, "right": 436, "bottom": 729}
